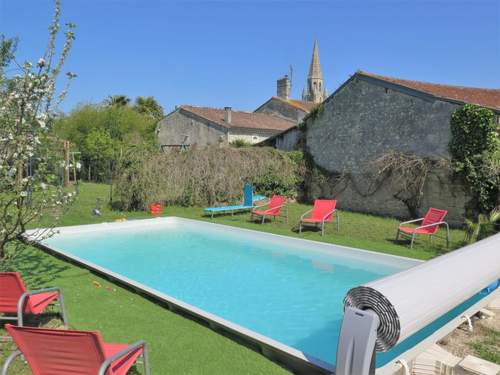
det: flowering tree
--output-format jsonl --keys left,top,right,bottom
{"left": 0, "top": 0, "right": 76, "bottom": 261}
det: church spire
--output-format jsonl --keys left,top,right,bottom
{"left": 302, "top": 40, "right": 327, "bottom": 104}
{"left": 308, "top": 40, "right": 323, "bottom": 80}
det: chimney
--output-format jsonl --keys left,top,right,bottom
{"left": 224, "top": 106, "right": 232, "bottom": 124}
{"left": 277, "top": 75, "right": 291, "bottom": 100}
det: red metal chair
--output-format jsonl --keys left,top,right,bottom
{"left": 2, "top": 324, "right": 150, "bottom": 375}
{"left": 299, "top": 199, "right": 339, "bottom": 236}
{"left": 396, "top": 208, "right": 450, "bottom": 248}
{"left": 0, "top": 272, "right": 67, "bottom": 340}
{"left": 251, "top": 195, "right": 288, "bottom": 224}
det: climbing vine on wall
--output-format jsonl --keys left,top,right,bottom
{"left": 297, "top": 103, "right": 323, "bottom": 131}
{"left": 449, "top": 104, "right": 499, "bottom": 213}
{"left": 371, "top": 151, "right": 448, "bottom": 217}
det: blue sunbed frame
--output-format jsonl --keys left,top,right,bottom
{"left": 204, "top": 183, "right": 265, "bottom": 218}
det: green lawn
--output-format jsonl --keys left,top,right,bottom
{"left": 1, "top": 183, "right": 467, "bottom": 374}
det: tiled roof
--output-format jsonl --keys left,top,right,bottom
{"left": 358, "top": 71, "right": 500, "bottom": 111}
{"left": 180, "top": 105, "right": 296, "bottom": 132}
{"left": 269, "top": 96, "right": 317, "bottom": 112}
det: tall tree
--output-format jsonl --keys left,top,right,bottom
{"left": 133, "top": 96, "right": 164, "bottom": 121}
{"left": 105, "top": 95, "right": 131, "bottom": 107}
{"left": 0, "top": 0, "right": 76, "bottom": 262}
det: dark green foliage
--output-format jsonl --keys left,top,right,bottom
{"left": 104, "top": 95, "right": 131, "bottom": 107}
{"left": 133, "top": 96, "right": 164, "bottom": 121}
{"left": 0, "top": 35, "right": 17, "bottom": 72}
{"left": 449, "top": 104, "right": 499, "bottom": 213}
{"left": 464, "top": 208, "right": 500, "bottom": 243}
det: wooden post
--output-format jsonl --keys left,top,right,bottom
{"left": 72, "top": 152, "right": 77, "bottom": 182}
{"left": 63, "top": 140, "right": 70, "bottom": 187}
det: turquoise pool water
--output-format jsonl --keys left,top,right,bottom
{"left": 42, "top": 218, "right": 491, "bottom": 368}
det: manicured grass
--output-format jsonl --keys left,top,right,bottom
{"left": 1, "top": 183, "right": 467, "bottom": 373}
{"left": 43, "top": 182, "right": 465, "bottom": 260}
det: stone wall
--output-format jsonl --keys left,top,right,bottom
{"left": 275, "top": 128, "right": 301, "bottom": 151}
{"left": 305, "top": 77, "right": 471, "bottom": 224}
{"left": 255, "top": 98, "right": 307, "bottom": 122}
{"left": 157, "top": 109, "right": 227, "bottom": 147}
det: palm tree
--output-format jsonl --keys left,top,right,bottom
{"left": 105, "top": 95, "right": 130, "bottom": 107}
{"left": 465, "top": 207, "right": 500, "bottom": 243}
{"left": 133, "top": 96, "right": 164, "bottom": 120}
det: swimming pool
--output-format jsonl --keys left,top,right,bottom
{"left": 38, "top": 217, "right": 422, "bottom": 372}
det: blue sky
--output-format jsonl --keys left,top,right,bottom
{"left": 2, "top": 0, "right": 499, "bottom": 113}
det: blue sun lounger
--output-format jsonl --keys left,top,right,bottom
{"left": 204, "top": 183, "right": 266, "bottom": 218}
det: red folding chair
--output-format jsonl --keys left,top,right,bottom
{"left": 2, "top": 324, "right": 150, "bottom": 375}
{"left": 0, "top": 272, "right": 67, "bottom": 340}
{"left": 299, "top": 199, "right": 339, "bottom": 236}
{"left": 251, "top": 195, "right": 288, "bottom": 224}
{"left": 396, "top": 208, "right": 450, "bottom": 248}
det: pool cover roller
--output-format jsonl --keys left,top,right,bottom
{"left": 337, "top": 232, "right": 500, "bottom": 375}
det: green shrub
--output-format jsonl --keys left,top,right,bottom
{"left": 113, "top": 146, "right": 304, "bottom": 210}
{"left": 449, "top": 104, "right": 499, "bottom": 213}
{"left": 230, "top": 139, "right": 252, "bottom": 148}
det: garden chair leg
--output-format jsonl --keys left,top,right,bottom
{"left": 410, "top": 233, "right": 416, "bottom": 249}
{"left": 261, "top": 216, "right": 265, "bottom": 224}
{"left": 58, "top": 293, "right": 69, "bottom": 328}
{"left": 299, "top": 222, "right": 302, "bottom": 234}
{"left": 321, "top": 222, "right": 325, "bottom": 236}
{"left": 396, "top": 229, "right": 400, "bottom": 241}
{"left": 446, "top": 228, "right": 450, "bottom": 248}
{"left": 143, "top": 344, "right": 151, "bottom": 375}
{"left": 1, "top": 349, "right": 22, "bottom": 375}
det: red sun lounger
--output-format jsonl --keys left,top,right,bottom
{"left": 2, "top": 324, "right": 150, "bottom": 375}
{"left": 396, "top": 207, "right": 450, "bottom": 248}
{"left": 251, "top": 195, "right": 288, "bottom": 224}
{"left": 0, "top": 272, "right": 67, "bottom": 340}
{"left": 299, "top": 199, "right": 339, "bottom": 236}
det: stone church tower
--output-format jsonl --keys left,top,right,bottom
{"left": 301, "top": 41, "right": 328, "bottom": 104}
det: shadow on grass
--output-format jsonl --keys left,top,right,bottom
{"left": 3, "top": 244, "right": 70, "bottom": 287}
{"left": 387, "top": 237, "right": 452, "bottom": 256}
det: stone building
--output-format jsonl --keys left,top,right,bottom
{"left": 255, "top": 92, "right": 315, "bottom": 123}
{"left": 254, "top": 41, "right": 328, "bottom": 149}
{"left": 157, "top": 41, "right": 327, "bottom": 148}
{"left": 157, "top": 105, "right": 295, "bottom": 148}
{"left": 253, "top": 86, "right": 315, "bottom": 151}
{"left": 303, "top": 70, "right": 500, "bottom": 224}
{"left": 255, "top": 41, "right": 326, "bottom": 122}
